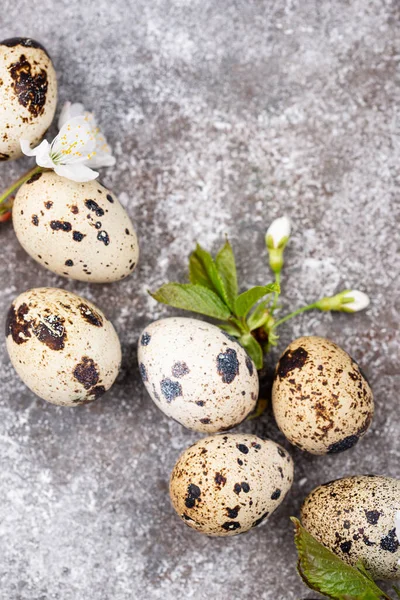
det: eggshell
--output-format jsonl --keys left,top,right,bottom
{"left": 137, "top": 317, "right": 259, "bottom": 433}
{"left": 12, "top": 171, "right": 139, "bottom": 282}
{"left": 301, "top": 475, "right": 400, "bottom": 580}
{"left": 170, "top": 433, "right": 294, "bottom": 536}
{"left": 0, "top": 38, "right": 57, "bottom": 160}
{"left": 5, "top": 287, "right": 121, "bottom": 406}
{"left": 272, "top": 336, "right": 374, "bottom": 455}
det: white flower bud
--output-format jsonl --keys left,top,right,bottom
{"left": 341, "top": 290, "right": 370, "bottom": 312}
{"left": 265, "top": 216, "right": 291, "bottom": 250}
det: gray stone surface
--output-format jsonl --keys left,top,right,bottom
{"left": 0, "top": 1, "right": 399, "bottom": 598}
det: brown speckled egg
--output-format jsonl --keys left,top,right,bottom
{"left": 12, "top": 171, "right": 139, "bottom": 282}
{"left": 169, "top": 434, "right": 294, "bottom": 536}
{"left": 0, "top": 38, "right": 57, "bottom": 160}
{"left": 272, "top": 336, "right": 374, "bottom": 455}
{"left": 301, "top": 475, "right": 400, "bottom": 580}
{"left": 138, "top": 318, "right": 259, "bottom": 433}
{"left": 5, "top": 287, "right": 121, "bottom": 406}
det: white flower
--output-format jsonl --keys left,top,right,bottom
{"left": 340, "top": 290, "right": 370, "bottom": 312}
{"left": 58, "top": 102, "right": 116, "bottom": 169}
{"left": 316, "top": 289, "right": 370, "bottom": 312}
{"left": 265, "top": 216, "right": 291, "bottom": 249}
{"left": 21, "top": 102, "right": 116, "bottom": 183}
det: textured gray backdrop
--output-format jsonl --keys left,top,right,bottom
{"left": 0, "top": 1, "right": 399, "bottom": 598}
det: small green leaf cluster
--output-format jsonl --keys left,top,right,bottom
{"left": 150, "top": 241, "right": 279, "bottom": 369}
{"left": 292, "top": 518, "right": 400, "bottom": 600}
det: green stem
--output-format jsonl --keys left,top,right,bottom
{"left": 0, "top": 165, "right": 43, "bottom": 207}
{"left": 271, "top": 271, "right": 281, "bottom": 312}
{"left": 271, "top": 302, "right": 318, "bottom": 330}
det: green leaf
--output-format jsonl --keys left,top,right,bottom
{"left": 150, "top": 284, "right": 231, "bottom": 320}
{"left": 247, "top": 300, "right": 270, "bottom": 331}
{"left": 239, "top": 334, "right": 263, "bottom": 370}
{"left": 189, "top": 252, "right": 215, "bottom": 291}
{"left": 218, "top": 323, "right": 242, "bottom": 337}
{"left": 215, "top": 240, "right": 238, "bottom": 311}
{"left": 291, "top": 518, "right": 391, "bottom": 600}
{"left": 246, "top": 396, "right": 268, "bottom": 420}
{"left": 189, "top": 244, "right": 230, "bottom": 307}
{"left": 392, "top": 587, "right": 400, "bottom": 599}
{"left": 235, "top": 283, "right": 279, "bottom": 318}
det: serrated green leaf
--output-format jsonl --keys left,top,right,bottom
{"left": 247, "top": 300, "right": 270, "bottom": 331}
{"left": 218, "top": 323, "right": 242, "bottom": 337}
{"left": 189, "top": 252, "right": 215, "bottom": 291}
{"left": 150, "top": 283, "right": 231, "bottom": 320}
{"left": 291, "top": 518, "right": 391, "bottom": 600}
{"left": 235, "top": 283, "right": 279, "bottom": 318}
{"left": 239, "top": 333, "right": 263, "bottom": 370}
{"left": 215, "top": 240, "right": 238, "bottom": 311}
{"left": 189, "top": 244, "right": 229, "bottom": 307}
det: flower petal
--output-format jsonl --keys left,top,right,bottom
{"left": 54, "top": 163, "right": 99, "bottom": 182}
{"left": 21, "top": 139, "right": 55, "bottom": 169}
{"left": 58, "top": 101, "right": 85, "bottom": 129}
{"left": 266, "top": 216, "right": 291, "bottom": 249}
{"left": 51, "top": 116, "right": 97, "bottom": 165}
{"left": 20, "top": 139, "right": 48, "bottom": 157}
{"left": 341, "top": 290, "right": 370, "bottom": 312}
{"left": 87, "top": 151, "right": 116, "bottom": 169}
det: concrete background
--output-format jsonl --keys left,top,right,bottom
{"left": 0, "top": 0, "right": 399, "bottom": 598}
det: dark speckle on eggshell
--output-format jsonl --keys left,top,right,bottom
{"left": 171, "top": 361, "right": 190, "bottom": 378}
{"left": 327, "top": 435, "right": 359, "bottom": 454}
{"left": 237, "top": 444, "right": 249, "bottom": 454}
{"left": 221, "top": 521, "right": 241, "bottom": 531}
{"left": 26, "top": 172, "right": 43, "bottom": 184}
{"left": 277, "top": 346, "right": 308, "bottom": 378}
{"left": 380, "top": 529, "right": 399, "bottom": 553}
{"left": 217, "top": 348, "right": 239, "bottom": 384}
{"left": 141, "top": 332, "right": 151, "bottom": 346}
{"left": 139, "top": 363, "right": 147, "bottom": 382}
{"left": 73, "top": 357, "right": 100, "bottom": 390}
{"left": 160, "top": 378, "right": 182, "bottom": 402}
{"left": 185, "top": 483, "right": 201, "bottom": 509}
{"left": 245, "top": 356, "right": 254, "bottom": 376}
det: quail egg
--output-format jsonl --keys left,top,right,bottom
{"left": 137, "top": 317, "right": 259, "bottom": 432}
{"left": 170, "top": 433, "right": 294, "bottom": 536}
{"left": 12, "top": 171, "right": 139, "bottom": 282}
{"left": 272, "top": 336, "right": 374, "bottom": 455}
{"left": 0, "top": 37, "right": 57, "bottom": 160}
{"left": 5, "top": 287, "right": 121, "bottom": 406}
{"left": 301, "top": 475, "right": 400, "bottom": 580}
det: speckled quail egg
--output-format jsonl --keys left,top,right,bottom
{"left": 301, "top": 475, "right": 400, "bottom": 580}
{"left": 169, "top": 433, "right": 294, "bottom": 536}
{"left": 272, "top": 336, "right": 374, "bottom": 455}
{"left": 5, "top": 287, "right": 121, "bottom": 406}
{"left": 0, "top": 38, "right": 57, "bottom": 160}
{"left": 12, "top": 171, "right": 139, "bottom": 282}
{"left": 137, "top": 317, "right": 259, "bottom": 433}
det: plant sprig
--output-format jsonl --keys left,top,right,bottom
{"left": 151, "top": 240, "right": 278, "bottom": 368}
{"left": 292, "top": 518, "right": 399, "bottom": 600}
{"left": 150, "top": 217, "right": 370, "bottom": 370}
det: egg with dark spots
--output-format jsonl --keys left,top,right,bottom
{"left": 137, "top": 317, "right": 259, "bottom": 433}
{"left": 272, "top": 336, "right": 374, "bottom": 455}
{"left": 301, "top": 475, "right": 400, "bottom": 580}
{"left": 0, "top": 38, "right": 57, "bottom": 160}
{"left": 12, "top": 171, "right": 139, "bottom": 282}
{"left": 169, "top": 434, "right": 294, "bottom": 536}
{"left": 5, "top": 287, "right": 121, "bottom": 406}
